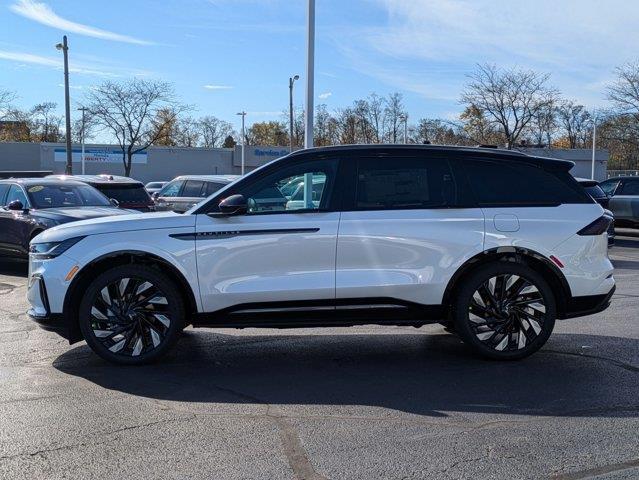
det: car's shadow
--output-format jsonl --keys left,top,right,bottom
{"left": 0, "top": 258, "right": 28, "bottom": 278}
{"left": 54, "top": 330, "right": 639, "bottom": 418}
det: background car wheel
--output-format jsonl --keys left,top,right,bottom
{"left": 79, "top": 265, "right": 184, "bottom": 365}
{"left": 452, "top": 262, "right": 556, "bottom": 360}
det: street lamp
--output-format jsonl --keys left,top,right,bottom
{"left": 400, "top": 114, "right": 408, "bottom": 144}
{"left": 236, "top": 111, "right": 247, "bottom": 175}
{"left": 289, "top": 75, "right": 300, "bottom": 152}
{"left": 77, "top": 107, "right": 89, "bottom": 174}
{"left": 305, "top": 0, "right": 315, "bottom": 148}
{"left": 56, "top": 35, "right": 72, "bottom": 174}
{"left": 591, "top": 113, "right": 597, "bottom": 180}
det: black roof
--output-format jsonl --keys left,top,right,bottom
{"left": 288, "top": 144, "right": 575, "bottom": 170}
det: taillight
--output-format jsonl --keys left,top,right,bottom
{"left": 577, "top": 214, "right": 613, "bottom": 236}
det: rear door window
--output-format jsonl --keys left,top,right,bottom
{"left": 619, "top": 179, "right": 639, "bottom": 195}
{"left": 463, "top": 159, "right": 591, "bottom": 206}
{"left": 354, "top": 156, "right": 455, "bottom": 210}
{"left": 181, "top": 180, "right": 206, "bottom": 198}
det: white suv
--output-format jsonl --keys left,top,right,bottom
{"left": 27, "top": 146, "right": 615, "bottom": 364}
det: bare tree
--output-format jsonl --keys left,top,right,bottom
{"left": 556, "top": 101, "right": 591, "bottom": 148}
{"left": 383, "top": 92, "right": 407, "bottom": 143}
{"left": 85, "top": 79, "right": 184, "bottom": 176}
{"left": 528, "top": 101, "right": 557, "bottom": 147}
{"left": 608, "top": 63, "right": 639, "bottom": 118}
{"left": 198, "top": 116, "right": 234, "bottom": 148}
{"left": 459, "top": 104, "right": 504, "bottom": 145}
{"left": 461, "top": 64, "right": 559, "bottom": 149}
{"left": 30, "top": 102, "right": 63, "bottom": 142}
{"left": 0, "top": 89, "right": 17, "bottom": 121}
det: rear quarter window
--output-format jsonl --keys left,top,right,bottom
{"left": 463, "top": 159, "right": 592, "bottom": 206}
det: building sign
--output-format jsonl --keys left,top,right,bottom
{"left": 54, "top": 148, "right": 148, "bottom": 164}
{"left": 254, "top": 148, "right": 290, "bottom": 157}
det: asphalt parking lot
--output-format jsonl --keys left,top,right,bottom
{"left": 0, "top": 233, "right": 638, "bottom": 480}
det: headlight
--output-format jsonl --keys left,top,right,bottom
{"left": 29, "top": 236, "right": 85, "bottom": 259}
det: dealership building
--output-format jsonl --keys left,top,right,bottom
{"left": 0, "top": 141, "right": 609, "bottom": 183}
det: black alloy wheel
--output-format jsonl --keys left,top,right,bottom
{"left": 453, "top": 263, "right": 556, "bottom": 360}
{"left": 79, "top": 265, "right": 184, "bottom": 364}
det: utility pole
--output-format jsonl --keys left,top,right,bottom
{"left": 289, "top": 75, "right": 299, "bottom": 153}
{"left": 236, "top": 111, "right": 246, "bottom": 175}
{"left": 78, "top": 107, "right": 89, "bottom": 175}
{"left": 305, "top": 0, "right": 315, "bottom": 149}
{"left": 56, "top": 35, "right": 72, "bottom": 174}
{"left": 401, "top": 114, "right": 408, "bottom": 144}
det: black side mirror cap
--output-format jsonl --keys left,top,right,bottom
{"left": 7, "top": 200, "right": 25, "bottom": 211}
{"left": 209, "top": 194, "right": 247, "bottom": 217}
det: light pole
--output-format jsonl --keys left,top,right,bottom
{"left": 400, "top": 114, "right": 408, "bottom": 144}
{"left": 289, "top": 75, "right": 299, "bottom": 152}
{"left": 56, "top": 35, "right": 72, "bottom": 174}
{"left": 77, "top": 107, "right": 89, "bottom": 174}
{"left": 305, "top": 0, "right": 315, "bottom": 149}
{"left": 236, "top": 111, "right": 246, "bottom": 175}
{"left": 591, "top": 113, "right": 597, "bottom": 180}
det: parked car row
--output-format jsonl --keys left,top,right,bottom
{"left": 26, "top": 145, "right": 616, "bottom": 366}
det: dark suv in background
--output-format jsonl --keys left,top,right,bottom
{"left": 48, "top": 175, "right": 155, "bottom": 212}
{"left": 576, "top": 178, "right": 615, "bottom": 245}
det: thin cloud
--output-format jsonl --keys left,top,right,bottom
{"left": 203, "top": 84, "right": 233, "bottom": 90}
{"left": 10, "top": 0, "right": 155, "bottom": 46}
{"left": 0, "top": 49, "right": 120, "bottom": 77}
{"left": 318, "top": 92, "right": 332, "bottom": 100}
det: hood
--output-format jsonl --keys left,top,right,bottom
{"left": 35, "top": 206, "right": 136, "bottom": 222}
{"left": 36, "top": 211, "right": 196, "bottom": 243}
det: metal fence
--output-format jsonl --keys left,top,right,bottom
{"left": 607, "top": 170, "right": 639, "bottom": 178}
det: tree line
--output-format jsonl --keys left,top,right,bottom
{"left": 2, "top": 62, "right": 639, "bottom": 174}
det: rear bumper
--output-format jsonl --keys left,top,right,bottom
{"left": 561, "top": 285, "right": 616, "bottom": 319}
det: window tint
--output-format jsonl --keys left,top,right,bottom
{"left": 238, "top": 160, "right": 336, "bottom": 214}
{"left": 27, "top": 184, "right": 111, "bottom": 208}
{"left": 584, "top": 185, "right": 606, "bottom": 199}
{"left": 159, "top": 180, "right": 184, "bottom": 198}
{"left": 204, "top": 182, "right": 228, "bottom": 196}
{"left": 96, "top": 185, "right": 150, "bottom": 203}
{"left": 0, "top": 184, "right": 9, "bottom": 204}
{"left": 355, "top": 157, "right": 454, "bottom": 210}
{"left": 619, "top": 179, "right": 639, "bottom": 195}
{"left": 5, "top": 185, "right": 28, "bottom": 207}
{"left": 598, "top": 180, "right": 619, "bottom": 196}
{"left": 464, "top": 160, "right": 591, "bottom": 206}
{"left": 182, "top": 180, "right": 205, "bottom": 197}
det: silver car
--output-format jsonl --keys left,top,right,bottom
{"left": 153, "top": 175, "right": 239, "bottom": 213}
{"left": 600, "top": 176, "right": 639, "bottom": 228}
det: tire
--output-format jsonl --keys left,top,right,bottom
{"left": 452, "top": 262, "right": 556, "bottom": 360}
{"left": 79, "top": 265, "right": 184, "bottom": 365}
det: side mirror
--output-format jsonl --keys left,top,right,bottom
{"left": 109, "top": 198, "right": 120, "bottom": 207}
{"left": 7, "top": 200, "right": 25, "bottom": 211}
{"left": 151, "top": 192, "right": 159, "bottom": 201}
{"left": 210, "top": 194, "right": 247, "bottom": 217}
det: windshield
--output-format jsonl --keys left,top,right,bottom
{"left": 94, "top": 184, "right": 151, "bottom": 203}
{"left": 146, "top": 182, "right": 165, "bottom": 189}
{"left": 26, "top": 184, "right": 112, "bottom": 209}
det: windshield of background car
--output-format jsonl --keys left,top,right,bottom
{"left": 27, "top": 184, "right": 112, "bottom": 208}
{"left": 584, "top": 184, "right": 606, "bottom": 199}
{"left": 95, "top": 184, "right": 151, "bottom": 203}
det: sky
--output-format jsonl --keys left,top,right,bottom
{"left": 1, "top": 0, "right": 638, "bottom": 129}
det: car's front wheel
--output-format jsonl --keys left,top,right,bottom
{"left": 453, "top": 263, "right": 556, "bottom": 360}
{"left": 79, "top": 265, "right": 184, "bottom": 365}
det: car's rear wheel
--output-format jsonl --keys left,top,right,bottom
{"left": 453, "top": 263, "right": 556, "bottom": 360}
{"left": 79, "top": 265, "right": 184, "bottom": 365}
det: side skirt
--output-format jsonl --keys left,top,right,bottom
{"left": 191, "top": 298, "right": 448, "bottom": 329}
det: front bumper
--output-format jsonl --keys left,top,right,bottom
{"left": 561, "top": 285, "right": 616, "bottom": 319}
{"left": 26, "top": 274, "right": 70, "bottom": 340}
